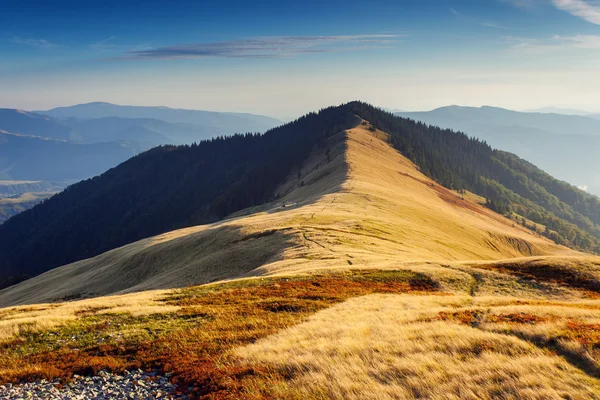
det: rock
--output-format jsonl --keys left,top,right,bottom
{"left": 0, "top": 370, "right": 186, "bottom": 399}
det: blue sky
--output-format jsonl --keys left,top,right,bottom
{"left": 2, "top": 0, "right": 600, "bottom": 118}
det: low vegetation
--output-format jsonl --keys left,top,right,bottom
{"left": 0, "top": 270, "right": 439, "bottom": 398}
{"left": 4, "top": 259, "right": 600, "bottom": 398}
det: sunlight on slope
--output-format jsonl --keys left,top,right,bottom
{"left": 237, "top": 294, "right": 600, "bottom": 400}
{"left": 0, "top": 119, "right": 585, "bottom": 307}
{"left": 0, "top": 290, "right": 176, "bottom": 341}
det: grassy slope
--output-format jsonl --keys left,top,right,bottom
{"left": 3, "top": 121, "right": 600, "bottom": 398}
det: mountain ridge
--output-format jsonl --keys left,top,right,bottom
{"left": 0, "top": 120, "right": 576, "bottom": 306}
{"left": 1, "top": 102, "right": 599, "bottom": 291}
{"left": 37, "top": 102, "right": 282, "bottom": 133}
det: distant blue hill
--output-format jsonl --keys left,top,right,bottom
{"left": 397, "top": 106, "right": 600, "bottom": 196}
{"left": 37, "top": 102, "right": 282, "bottom": 135}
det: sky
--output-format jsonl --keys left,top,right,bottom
{"left": 2, "top": 0, "right": 600, "bottom": 118}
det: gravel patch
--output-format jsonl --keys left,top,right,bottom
{"left": 0, "top": 369, "right": 187, "bottom": 399}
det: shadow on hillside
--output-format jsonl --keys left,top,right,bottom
{"left": 0, "top": 224, "right": 299, "bottom": 307}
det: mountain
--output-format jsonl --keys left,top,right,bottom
{"left": 400, "top": 105, "right": 600, "bottom": 136}
{"left": 0, "top": 116, "right": 574, "bottom": 305}
{"left": 60, "top": 117, "right": 217, "bottom": 145}
{"left": 0, "top": 109, "right": 78, "bottom": 141}
{"left": 0, "top": 180, "right": 65, "bottom": 197}
{"left": 4, "top": 103, "right": 600, "bottom": 400}
{"left": 38, "top": 102, "right": 282, "bottom": 134}
{"left": 525, "top": 107, "right": 595, "bottom": 116}
{"left": 0, "top": 129, "right": 142, "bottom": 182}
{"left": 0, "top": 107, "right": 245, "bottom": 190}
{"left": 1, "top": 102, "right": 599, "bottom": 291}
{"left": 398, "top": 106, "right": 600, "bottom": 196}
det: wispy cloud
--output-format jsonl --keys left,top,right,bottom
{"left": 8, "top": 36, "right": 53, "bottom": 48}
{"left": 507, "top": 33, "right": 600, "bottom": 52}
{"left": 122, "top": 35, "right": 399, "bottom": 60}
{"left": 450, "top": 8, "right": 507, "bottom": 29}
{"left": 553, "top": 0, "right": 600, "bottom": 24}
{"left": 480, "top": 21, "right": 508, "bottom": 29}
{"left": 90, "top": 36, "right": 116, "bottom": 50}
{"left": 501, "top": 0, "right": 541, "bottom": 9}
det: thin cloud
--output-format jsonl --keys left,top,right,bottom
{"left": 90, "top": 36, "right": 117, "bottom": 50}
{"left": 451, "top": 8, "right": 507, "bottom": 29}
{"left": 480, "top": 21, "right": 509, "bottom": 29}
{"left": 501, "top": 0, "right": 541, "bottom": 9}
{"left": 9, "top": 36, "right": 53, "bottom": 48}
{"left": 553, "top": 0, "right": 600, "bottom": 24}
{"left": 507, "top": 34, "right": 600, "bottom": 51}
{"left": 122, "top": 35, "right": 399, "bottom": 60}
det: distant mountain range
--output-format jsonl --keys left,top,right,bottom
{"left": 37, "top": 102, "right": 282, "bottom": 134}
{"left": 0, "top": 103, "right": 282, "bottom": 223}
{"left": 397, "top": 106, "right": 600, "bottom": 196}
{"left": 0, "top": 104, "right": 281, "bottom": 181}
{"left": 524, "top": 107, "right": 598, "bottom": 116}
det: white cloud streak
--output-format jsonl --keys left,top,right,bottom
{"left": 90, "top": 36, "right": 117, "bottom": 50}
{"left": 553, "top": 0, "right": 600, "bottom": 24}
{"left": 8, "top": 36, "right": 53, "bottom": 48}
{"left": 122, "top": 35, "right": 399, "bottom": 60}
{"left": 507, "top": 33, "right": 600, "bottom": 51}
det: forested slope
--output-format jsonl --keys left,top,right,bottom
{"left": 0, "top": 107, "right": 353, "bottom": 287}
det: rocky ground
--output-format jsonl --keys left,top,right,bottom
{"left": 0, "top": 369, "right": 187, "bottom": 399}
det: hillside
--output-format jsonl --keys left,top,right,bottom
{"left": 3, "top": 107, "right": 600, "bottom": 399}
{"left": 2, "top": 103, "right": 600, "bottom": 290}
{"left": 0, "top": 120, "right": 579, "bottom": 306}
{"left": 398, "top": 106, "right": 600, "bottom": 196}
{"left": 3, "top": 122, "right": 600, "bottom": 399}
{"left": 0, "top": 192, "right": 54, "bottom": 224}
{"left": 0, "top": 109, "right": 76, "bottom": 141}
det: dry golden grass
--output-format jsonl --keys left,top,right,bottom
{"left": 0, "top": 290, "right": 177, "bottom": 341}
{"left": 237, "top": 294, "right": 600, "bottom": 399}
{"left": 0, "top": 271, "right": 440, "bottom": 396}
